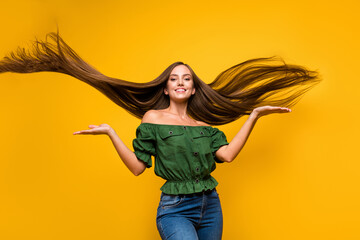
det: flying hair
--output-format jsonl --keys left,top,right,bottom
{"left": 0, "top": 29, "right": 321, "bottom": 125}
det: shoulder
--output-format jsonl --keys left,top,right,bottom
{"left": 142, "top": 110, "right": 164, "bottom": 124}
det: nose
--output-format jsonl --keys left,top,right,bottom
{"left": 177, "top": 78, "right": 184, "bottom": 86}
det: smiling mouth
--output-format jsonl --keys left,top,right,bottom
{"left": 175, "top": 89, "right": 186, "bottom": 92}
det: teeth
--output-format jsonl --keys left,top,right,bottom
{"left": 176, "top": 89, "right": 186, "bottom": 92}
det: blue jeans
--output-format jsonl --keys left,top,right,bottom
{"left": 156, "top": 188, "right": 223, "bottom": 240}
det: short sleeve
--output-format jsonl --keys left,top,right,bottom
{"left": 210, "top": 127, "right": 229, "bottom": 163}
{"left": 132, "top": 124, "right": 156, "bottom": 168}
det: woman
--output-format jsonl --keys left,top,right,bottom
{"left": 0, "top": 31, "right": 321, "bottom": 239}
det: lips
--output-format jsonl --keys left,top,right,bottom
{"left": 175, "top": 88, "right": 186, "bottom": 92}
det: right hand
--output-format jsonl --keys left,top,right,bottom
{"left": 73, "top": 123, "right": 113, "bottom": 135}
{"left": 251, "top": 106, "right": 291, "bottom": 119}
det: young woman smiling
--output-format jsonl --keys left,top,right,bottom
{"left": 0, "top": 31, "right": 321, "bottom": 239}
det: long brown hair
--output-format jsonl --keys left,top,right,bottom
{"left": 0, "top": 30, "right": 321, "bottom": 125}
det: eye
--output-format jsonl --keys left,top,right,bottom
{"left": 170, "top": 78, "right": 176, "bottom": 81}
{"left": 185, "top": 78, "right": 190, "bottom": 80}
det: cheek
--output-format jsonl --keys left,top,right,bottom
{"left": 164, "top": 81, "right": 171, "bottom": 93}
{"left": 187, "top": 80, "right": 194, "bottom": 88}
{"left": 190, "top": 82, "right": 195, "bottom": 91}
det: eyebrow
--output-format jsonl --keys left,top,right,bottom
{"left": 170, "top": 74, "right": 191, "bottom": 76}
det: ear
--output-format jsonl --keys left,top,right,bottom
{"left": 164, "top": 88, "right": 169, "bottom": 95}
{"left": 191, "top": 87, "right": 196, "bottom": 95}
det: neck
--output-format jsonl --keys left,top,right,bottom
{"left": 167, "top": 100, "right": 190, "bottom": 119}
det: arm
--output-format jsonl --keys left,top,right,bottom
{"left": 73, "top": 124, "right": 146, "bottom": 176}
{"left": 215, "top": 112, "right": 259, "bottom": 163}
{"left": 107, "top": 110, "right": 159, "bottom": 175}
{"left": 107, "top": 129, "right": 147, "bottom": 176}
{"left": 215, "top": 106, "right": 291, "bottom": 163}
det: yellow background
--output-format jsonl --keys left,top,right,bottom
{"left": 1, "top": 0, "right": 359, "bottom": 239}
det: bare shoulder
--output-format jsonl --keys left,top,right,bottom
{"left": 195, "top": 120, "right": 211, "bottom": 127}
{"left": 141, "top": 110, "right": 164, "bottom": 124}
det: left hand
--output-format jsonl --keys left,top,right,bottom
{"left": 251, "top": 106, "right": 292, "bottom": 119}
{"left": 73, "top": 123, "right": 113, "bottom": 135}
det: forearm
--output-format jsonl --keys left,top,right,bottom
{"left": 107, "top": 129, "right": 146, "bottom": 176}
{"left": 216, "top": 112, "right": 259, "bottom": 163}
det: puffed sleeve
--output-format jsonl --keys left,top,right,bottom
{"left": 132, "top": 124, "right": 156, "bottom": 168}
{"left": 210, "top": 127, "right": 229, "bottom": 163}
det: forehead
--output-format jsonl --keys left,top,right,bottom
{"left": 170, "top": 65, "right": 191, "bottom": 76}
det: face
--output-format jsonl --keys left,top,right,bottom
{"left": 164, "top": 65, "right": 196, "bottom": 102}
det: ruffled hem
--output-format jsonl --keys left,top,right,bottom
{"left": 134, "top": 151, "right": 152, "bottom": 168}
{"left": 160, "top": 176, "right": 219, "bottom": 195}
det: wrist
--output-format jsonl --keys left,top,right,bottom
{"left": 249, "top": 111, "right": 260, "bottom": 120}
{"left": 107, "top": 128, "right": 117, "bottom": 138}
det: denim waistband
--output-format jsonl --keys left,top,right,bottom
{"left": 176, "top": 188, "right": 215, "bottom": 197}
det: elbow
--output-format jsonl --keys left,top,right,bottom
{"left": 132, "top": 158, "right": 147, "bottom": 176}
{"left": 216, "top": 145, "right": 235, "bottom": 163}
{"left": 222, "top": 157, "right": 234, "bottom": 163}
{"left": 132, "top": 165, "right": 146, "bottom": 176}
{"left": 133, "top": 169, "right": 144, "bottom": 176}
{"left": 218, "top": 155, "right": 234, "bottom": 163}
{"left": 222, "top": 153, "right": 236, "bottom": 163}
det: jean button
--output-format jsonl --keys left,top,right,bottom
{"left": 196, "top": 167, "right": 199, "bottom": 172}
{"left": 183, "top": 126, "right": 187, "bottom": 130}
{"left": 194, "top": 152, "right": 199, "bottom": 156}
{"left": 195, "top": 179, "right": 199, "bottom": 183}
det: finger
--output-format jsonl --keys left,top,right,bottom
{"left": 73, "top": 130, "right": 87, "bottom": 135}
{"left": 278, "top": 108, "right": 292, "bottom": 113}
{"left": 277, "top": 107, "right": 291, "bottom": 111}
{"left": 266, "top": 108, "right": 290, "bottom": 113}
{"left": 73, "top": 129, "right": 93, "bottom": 135}
{"left": 268, "top": 106, "right": 283, "bottom": 111}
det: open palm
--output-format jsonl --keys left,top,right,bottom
{"left": 253, "top": 106, "right": 291, "bottom": 118}
{"left": 73, "top": 123, "right": 112, "bottom": 135}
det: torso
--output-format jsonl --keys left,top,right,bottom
{"left": 134, "top": 109, "right": 227, "bottom": 195}
{"left": 142, "top": 109, "right": 210, "bottom": 127}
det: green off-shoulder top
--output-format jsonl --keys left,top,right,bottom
{"left": 132, "top": 123, "right": 229, "bottom": 195}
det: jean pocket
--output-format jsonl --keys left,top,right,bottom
{"left": 160, "top": 194, "right": 184, "bottom": 209}
{"left": 212, "top": 188, "right": 219, "bottom": 197}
